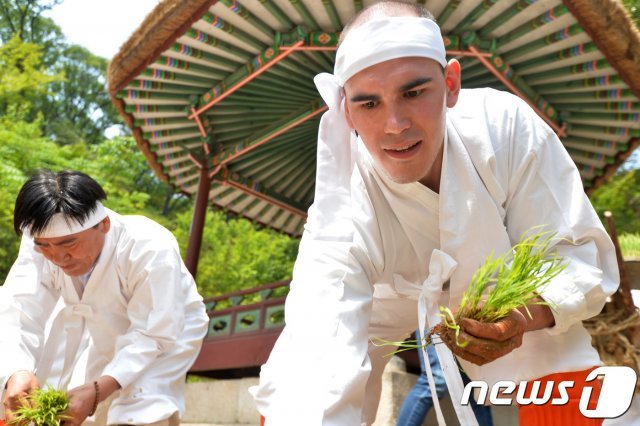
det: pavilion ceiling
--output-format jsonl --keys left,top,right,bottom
{"left": 108, "top": 0, "right": 640, "bottom": 236}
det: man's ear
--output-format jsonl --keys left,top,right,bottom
{"left": 100, "top": 216, "right": 111, "bottom": 234}
{"left": 444, "top": 59, "right": 461, "bottom": 108}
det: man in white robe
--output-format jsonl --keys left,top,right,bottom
{"left": 0, "top": 169, "right": 209, "bottom": 425}
{"left": 251, "top": 2, "right": 619, "bottom": 425}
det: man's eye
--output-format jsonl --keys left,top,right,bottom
{"left": 405, "top": 89, "right": 423, "bottom": 98}
{"left": 361, "top": 101, "right": 377, "bottom": 109}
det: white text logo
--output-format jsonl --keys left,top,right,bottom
{"left": 461, "top": 366, "right": 637, "bottom": 418}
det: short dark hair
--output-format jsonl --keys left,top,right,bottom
{"left": 339, "top": 1, "right": 436, "bottom": 44}
{"left": 14, "top": 169, "right": 107, "bottom": 236}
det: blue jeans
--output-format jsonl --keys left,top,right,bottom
{"left": 397, "top": 344, "right": 494, "bottom": 426}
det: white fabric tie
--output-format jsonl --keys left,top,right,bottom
{"left": 309, "top": 73, "right": 357, "bottom": 240}
{"left": 38, "top": 303, "right": 93, "bottom": 389}
{"left": 394, "top": 250, "right": 478, "bottom": 426}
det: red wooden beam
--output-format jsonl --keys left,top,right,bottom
{"left": 185, "top": 165, "right": 211, "bottom": 278}
{"left": 190, "top": 106, "right": 208, "bottom": 137}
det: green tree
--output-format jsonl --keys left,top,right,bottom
{"left": 0, "top": 0, "right": 62, "bottom": 44}
{"left": 0, "top": 0, "right": 122, "bottom": 145}
{"left": 173, "top": 210, "right": 298, "bottom": 297}
{"left": 38, "top": 44, "right": 123, "bottom": 145}
{"left": 623, "top": 0, "right": 640, "bottom": 26}
{"left": 590, "top": 169, "right": 640, "bottom": 234}
{"left": 0, "top": 34, "right": 59, "bottom": 118}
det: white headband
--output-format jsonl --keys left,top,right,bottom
{"left": 334, "top": 17, "right": 447, "bottom": 86}
{"left": 30, "top": 201, "right": 108, "bottom": 238}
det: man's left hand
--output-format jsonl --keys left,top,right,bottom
{"left": 63, "top": 382, "right": 97, "bottom": 426}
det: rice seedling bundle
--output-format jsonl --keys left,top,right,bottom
{"left": 8, "top": 387, "right": 70, "bottom": 426}
{"left": 431, "top": 230, "right": 566, "bottom": 350}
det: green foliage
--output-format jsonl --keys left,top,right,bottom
{"left": 620, "top": 233, "right": 640, "bottom": 259}
{"left": 0, "top": 0, "right": 63, "bottom": 44}
{"left": 9, "top": 386, "right": 70, "bottom": 426}
{"left": 0, "top": 35, "right": 60, "bottom": 118}
{"left": 623, "top": 0, "right": 640, "bottom": 26}
{"left": 173, "top": 210, "right": 298, "bottom": 297}
{"left": 0, "top": 1, "right": 121, "bottom": 145}
{"left": 38, "top": 44, "right": 123, "bottom": 145}
{"left": 590, "top": 169, "right": 640, "bottom": 235}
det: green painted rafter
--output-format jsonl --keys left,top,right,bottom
{"left": 209, "top": 100, "right": 327, "bottom": 176}
{"left": 201, "top": 11, "right": 265, "bottom": 50}
{"left": 322, "top": 0, "right": 342, "bottom": 29}
{"left": 454, "top": 0, "right": 500, "bottom": 33}
{"left": 219, "top": 0, "right": 275, "bottom": 37}
{"left": 183, "top": 28, "right": 253, "bottom": 61}
{"left": 438, "top": 0, "right": 462, "bottom": 27}
{"left": 258, "top": 0, "right": 293, "bottom": 29}
{"left": 289, "top": 0, "right": 320, "bottom": 30}
{"left": 496, "top": 5, "right": 570, "bottom": 47}
{"left": 462, "top": 33, "right": 563, "bottom": 133}
{"left": 478, "top": 0, "right": 537, "bottom": 37}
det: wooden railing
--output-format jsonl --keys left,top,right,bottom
{"left": 189, "top": 280, "right": 290, "bottom": 377}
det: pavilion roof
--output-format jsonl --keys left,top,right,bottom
{"left": 108, "top": 0, "right": 640, "bottom": 236}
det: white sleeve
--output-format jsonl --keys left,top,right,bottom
{"left": 254, "top": 234, "right": 373, "bottom": 425}
{"left": 503, "top": 104, "right": 619, "bottom": 335}
{"left": 101, "top": 233, "right": 205, "bottom": 388}
{"left": 0, "top": 235, "right": 59, "bottom": 392}
{"left": 252, "top": 115, "right": 379, "bottom": 424}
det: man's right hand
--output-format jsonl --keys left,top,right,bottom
{"left": 3, "top": 370, "right": 39, "bottom": 421}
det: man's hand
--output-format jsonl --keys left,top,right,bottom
{"left": 449, "top": 309, "right": 527, "bottom": 366}
{"left": 443, "top": 302, "right": 556, "bottom": 366}
{"left": 3, "top": 370, "right": 39, "bottom": 421}
{"left": 63, "top": 375, "right": 121, "bottom": 426}
{"left": 63, "top": 382, "right": 97, "bottom": 426}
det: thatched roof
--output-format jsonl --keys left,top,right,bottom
{"left": 108, "top": 0, "right": 640, "bottom": 235}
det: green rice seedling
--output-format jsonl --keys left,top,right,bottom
{"left": 9, "top": 386, "right": 70, "bottom": 426}
{"left": 432, "top": 229, "right": 566, "bottom": 349}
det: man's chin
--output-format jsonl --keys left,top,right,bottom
{"left": 381, "top": 168, "right": 420, "bottom": 185}
{"left": 61, "top": 265, "right": 85, "bottom": 276}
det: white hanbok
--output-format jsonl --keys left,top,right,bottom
{"left": 0, "top": 209, "right": 209, "bottom": 424}
{"left": 252, "top": 88, "right": 619, "bottom": 425}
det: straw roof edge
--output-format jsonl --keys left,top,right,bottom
{"left": 563, "top": 0, "right": 640, "bottom": 98}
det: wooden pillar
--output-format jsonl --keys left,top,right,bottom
{"left": 185, "top": 166, "right": 211, "bottom": 278}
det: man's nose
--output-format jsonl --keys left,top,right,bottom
{"left": 384, "top": 104, "right": 410, "bottom": 134}
{"left": 51, "top": 249, "right": 70, "bottom": 263}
